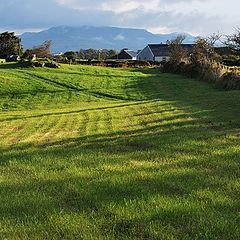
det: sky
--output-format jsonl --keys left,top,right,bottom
{"left": 0, "top": 0, "right": 239, "bottom": 36}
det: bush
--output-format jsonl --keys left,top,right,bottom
{"left": 163, "top": 58, "right": 240, "bottom": 90}
{"left": 217, "top": 72, "right": 240, "bottom": 90}
{"left": 33, "top": 61, "right": 45, "bottom": 67}
{"left": 45, "top": 62, "right": 60, "bottom": 68}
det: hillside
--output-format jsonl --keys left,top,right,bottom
{"left": 20, "top": 26, "right": 196, "bottom": 52}
{"left": 0, "top": 63, "right": 239, "bottom": 239}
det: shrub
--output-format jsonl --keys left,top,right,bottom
{"left": 45, "top": 62, "right": 60, "bottom": 68}
{"left": 33, "top": 61, "right": 45, "bottom": 67}
{"left": 217, "top": 72, "right": 240, "bottom": 90}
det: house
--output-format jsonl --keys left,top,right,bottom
{"left": 116, "top": 49, "right": 138, "bottom": 60}
{"left": 137, "top": 44, "right": 195, "bottom": 62}
{"left": 53, "top": 52, "right": 63, "bottom": 57}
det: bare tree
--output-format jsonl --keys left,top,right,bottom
{"left": 225, "top": 27, "right": 240, "bottom": 53}
{"left": 207, "top": 33, "right": 222, "bottom": 61}
{"left": 24, "top": 40, "right": 52, "bottom": 58}
{"left": 191, "top": 34, "right": 221, "bottom": 64}
{"left": 207, "top": 32, "right": 222, "bottom": 46}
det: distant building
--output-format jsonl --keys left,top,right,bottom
{"left": 53, "top": 52, "right": 63, "bottom": 57}
{"left": 137, "top": 44, "right": 195, "bottom": 62}
{"left": 116, "top": 49, "right": 138, "bottom": 60}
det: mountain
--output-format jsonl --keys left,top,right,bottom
{"left": 20, "top": 26, "right": 196, "bottom": 53}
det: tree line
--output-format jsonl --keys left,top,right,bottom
{"left": 63, "top": 49, "right": 118, "bottom": 61}
{"left": 0, "top": 32, "right": 118, "bottom": 60}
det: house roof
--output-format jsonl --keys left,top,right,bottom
{"left": 124, "top": 50, "right": 137, "bottom": 58}
{"left": 148, "top": 44, "right": 169, "bottom": 57}
{"left": 148, "top": 44, "right": 195, "bottom": 57}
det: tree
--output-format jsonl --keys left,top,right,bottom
{"left": 168, "top": 35, "right": 187, "bottom": 63}
{"left": 108, "top": 49, "right": 118, "bottom": 59}
{"left": 207, "top": 32, "right": 222, "bottom": 46}
{"left": 225, "top": 27, "right": 240, "bottom": 53}
{"left": 63, "top": 51, "right": 78, "bottom": 60}
{"left": 191, "top": 38, "right": 209, "bottom": 64}
{"left": 191, "top": 34, "right": 221, "bottom": 64}
{"left": 0, "top": 32, "right": 23, "bottom": 58}
{"left": 77, "top": 49, "right": 117, "bottom": 60}
{"left": 24, "top": 40, "right": 52, "bottom": 58}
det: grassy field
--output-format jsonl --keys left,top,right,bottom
{"left": 0, "top": 63, "right": 239, "bottom": 239}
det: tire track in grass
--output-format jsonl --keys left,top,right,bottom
{"left": 0, "top": 121, "right": 16, "bottom": 140}
{"left": 48, "top": 113, "right": 70, "bottom": 142}
{"left": 42, "top": 114, "right": 66, "bottom": 143}
{"left": 38, "top": 115, "right": 62, "bottom": 144}
{"left": 78, "top": 111, "right": 89, "bottom": 137}
{"left": 88, "top": 111, "right": 100, "bottom": 136}
{"left": 19, "top": 116, "right": 49, "bottom": 144}
{"left": 59, "top": 112, "right": 79, "bottom": 140}
{"left": 102, "top": 109, "right": 114, "bottom": 134}
{"left": 0, "top": 121, "right": 26, "bottom": 145}
{"left": 122, "top": 104, "right": 144, "bottom": 133}
{"left": 24, "top": 115, "right": 49, "bottom": 144}
{"left": 56, "top": 111, "right": 84, "bottom": 141}
{"left": 1, "top": 116, "right": 45, "bottom": 146}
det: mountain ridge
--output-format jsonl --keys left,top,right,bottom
{"left": 20, "top": 26, "right": 196, "bottom": 53}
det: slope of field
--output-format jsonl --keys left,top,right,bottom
{"left": 0, "top": 63, "right": 239, "bottom": 239}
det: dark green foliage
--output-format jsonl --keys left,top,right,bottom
{"left": 45, "top": 61, "right": 60, "bottom": 68}
{"left": 0, "top": 32, "right": 23, "bottom": 58}
{"left": 63, "top": 51, "right": 78, "bottom": 60}
{"left": 33, "top": 61, "right": 45, "bottom": 67}
{"left": 77, "top": 49, "right": 118, "bottom": 60}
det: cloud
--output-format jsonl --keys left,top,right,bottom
{"left": 114, "top": 34, "right": 126, "bottom": 41}
{"left": 0, "top": 0, "right": 239, "bottom": 35}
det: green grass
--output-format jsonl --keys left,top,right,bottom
{"left": 0, "top": 63, "right": 239, "bottom": 239}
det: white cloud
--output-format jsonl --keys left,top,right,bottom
{"left": 100, "top": 0, "right": 161, "bottom": 13}
{"left": 114, "top": 34, "right": 125, "bottom": 41}
{"left": 0, "top": 0, "right": 239, "bottom": 35}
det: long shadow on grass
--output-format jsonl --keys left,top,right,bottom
{"left": 1, "top": 125, "right": 239, "bottom": 238}
{"left": 0, "top": 128, "right": 239, "bottom": 238}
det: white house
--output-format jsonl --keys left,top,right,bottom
{"left": 137, "top": 44, "right": 195, "bottom": 62}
